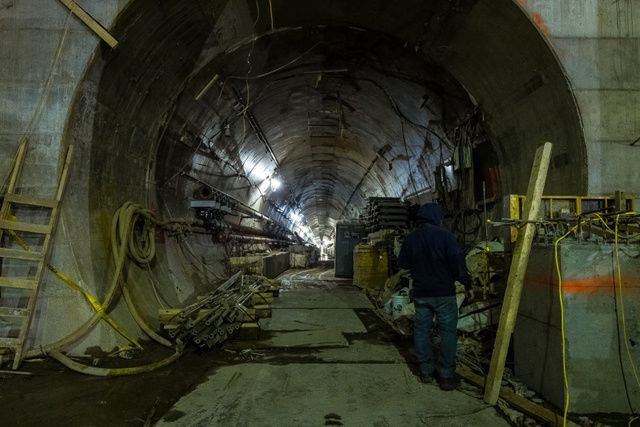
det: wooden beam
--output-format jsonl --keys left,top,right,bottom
{"left": 0, "top": 277, "right": 38, "bottom": 290}
{"left": 58, "top": 0, "right": 119, "bottom": 48}
{"left": 4, "top": 194, "right": 58, "bottom": 208}
{"left": 0, "top": 220, "right": 51, "bottom": 234}
{"left": 195, "top": 74, "right": 220, "bottom": 101}
{"left": 0, "top": 247, "right": 43, "bottom": 261}
{"left": 484, "top": 142, "right": 553, "bottom": 405}
{"left": 458, "top": 366, "right": 577, "bottom": 427}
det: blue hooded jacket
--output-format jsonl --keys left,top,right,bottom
{"left": 397, "top": 203, "right": 472, "bottom": 297}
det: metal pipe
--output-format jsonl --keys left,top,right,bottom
{"left": 182, "top": 173, "right": 274, "bottom": 224}
{"left": 224, "top": 233, "right": 294, "bottom": 245}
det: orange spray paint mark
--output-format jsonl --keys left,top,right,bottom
{"left": 525, "top": 274, "right": 640, "bottom": 295}
{"left": 532, "top": 13, "right": 550, "bottom": 37}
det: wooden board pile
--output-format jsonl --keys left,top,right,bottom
{"left": 158, "top": 272, "right": 278, "bottom": 348}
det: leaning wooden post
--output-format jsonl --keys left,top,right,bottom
{"left": 483, "top": 142, "right": 553, "bottom": 405}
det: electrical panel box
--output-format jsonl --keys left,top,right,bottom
{"left": 334, "top": 222, "right": 365, "bottom": 278}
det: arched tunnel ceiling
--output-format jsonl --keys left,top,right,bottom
{"left": 67, "top": 0, "right": 587, "bottom": 248}
{"left": 162, "top": 28, "right": 474, "bottom": 242}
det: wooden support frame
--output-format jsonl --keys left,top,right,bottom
{"left": 484, "top": 142, "right": 553, "bottom": 405}
{"left": 58, "top": 0, "right": 119, "bottom": 48}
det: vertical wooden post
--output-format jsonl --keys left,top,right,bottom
{"left": 484, "top": 142, "right": 553, "bottom": 405}
{"left": 614, "top": 190, "right": 625, "bottom": 212}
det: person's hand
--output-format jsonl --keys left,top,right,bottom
{"left": 465, "top": 288, "right": 475, "bottom": 303}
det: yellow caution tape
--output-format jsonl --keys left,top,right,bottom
{"left": 6, "top": 215, "right": 143, "bottom": 350}
{"left": 47, "top": 264, "right": 143, "bottom": 350}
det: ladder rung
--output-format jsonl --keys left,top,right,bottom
{"left": 0, "top": 220, "right": 51, "bottom": 234}
{"left": 0, "top": 277, "right": 38, "bottom": 290}
{"left": 0, "top": 248, "right": 42, "bottom": 261}
{"left": 4, "top": 194, "right": 58, "bottom": 208}
{"left": 0, "top": 337, "right": 21, "bottom": 347}
{"left": 0, "top": 307, "right": 29, "bottom": 317}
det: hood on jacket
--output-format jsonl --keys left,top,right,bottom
{"left": 416, "top": 202, "right": 442, "bottom": 225}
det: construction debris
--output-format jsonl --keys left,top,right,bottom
{"left": 160, "top": 272, "right": 277, "bottom": 348}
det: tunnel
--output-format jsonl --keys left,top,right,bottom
{"left": 8, "top": 0, "right": 631, "bottom": 424}
{"left": 58, "top": 0, "right": 586, "bottom": 312}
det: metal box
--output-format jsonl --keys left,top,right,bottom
{"left": 334, "top": 222, "right": 365, "bottom": 277}
{"left": 353, "top": 243, "right": 389, "bottom": 289}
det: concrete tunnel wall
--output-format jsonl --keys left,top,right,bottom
{"left": 0, "top": 0, "right": 637, "bottom": 355}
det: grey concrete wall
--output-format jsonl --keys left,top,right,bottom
{"left": 0, "top": 0, "right": 130, "bottom": 353}
{"left": 516, "top": 242, "right": 640, "bottom": 413}
{"left": 522, "top": 0, "right": 640, "bottom": 195}
{"left": 430, "top": 0, "right": 588, "bottom": 196}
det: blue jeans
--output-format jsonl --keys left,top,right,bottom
{"left": 413, "top": 296, "right": 458, "bottom": 379}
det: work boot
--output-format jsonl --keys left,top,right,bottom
{"left": 438, "top": 375, "right": 460, "bottom": 391}
{"left": 419, "top": 372, "right": 434, "bottom": 384}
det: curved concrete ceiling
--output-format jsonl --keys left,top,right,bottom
{"left": 161, "top": 28, "right": 474, "bottom": 241}
{"left": 65, "top": 0, "right": 587, "bottom": 246}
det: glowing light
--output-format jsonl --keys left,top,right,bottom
{"left": 270, "top": 177, "right": 282, "bottom": 191}
{"left": 289, "top": 210, "right": 302, "bottom": 224}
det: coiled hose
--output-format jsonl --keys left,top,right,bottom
{"left": 29, "top": 202, "right": 183, "bottom": 375}
{"left": 114, "top": 202, "right": 173, "bottom": 348}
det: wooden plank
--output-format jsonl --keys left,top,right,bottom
{"left": 252, "top": 293, "right": 274, "bottom": 305}
{"left": 238, "top": 322, "right": 260, "bottom": 340}
{"left": 0, "top": 248, "right": 42, "bottom": 261}
{"left": 58, "top": 0, "right": 119, "bottom": 48}
{"left": 614, "top": 190, "right": 625, "bottom": 211}
{"left": 484, "top": 142, "right": 553, "bottom": 405}
{"left": 0, "top": 277, "right": 38, "bottom": 290}
{"left": 254, "top": 304, "right": 272, "bottom": 319}
{"left": 0, "top": 141, "right": 28, "bottom": 244}
{"left": 238, "top": 308, "right": 256, "bottom": 322}
{"left": 3, "top": 141, "right": 28, "bottom": 198}
{"left": 54, "top": 145, "right": 74, "bottom": 203}
{"left": 458, "top": 366, "right": 577, "bottom": 427}
{"left": 4, "top": 194, "right": 58, "bottom": 208}
{"left": 0, "top": 220, "right": 51, "bottom": 234}
{"left": 194, "top": 74, "right": 220, "bottom": 101}
{"left": 0, "top": 307, "right": 29, "bottom": 317}
{"left": 0, "top": 337, "right": 21, "bottom": 346}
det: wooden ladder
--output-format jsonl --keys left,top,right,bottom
{"left": 0, "top": 140, "right": 73, "bottom": 369}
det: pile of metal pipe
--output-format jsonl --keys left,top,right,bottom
{"left": 168, "top": 272, "right": 267, "bottom": 348}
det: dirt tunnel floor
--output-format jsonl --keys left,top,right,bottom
{"left": 0, "top": 266, "right": 510, "bottom": 426}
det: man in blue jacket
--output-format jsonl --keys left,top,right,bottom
{"left": 397, "top": 202, "right": 474, "bottom": 390}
